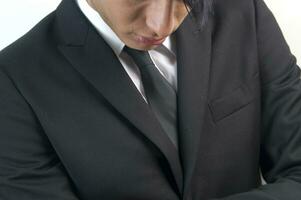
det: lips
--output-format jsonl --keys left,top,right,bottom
{"left": 136, "top": 35, "right": 166, "bottom": 45}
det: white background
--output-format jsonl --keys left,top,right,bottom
{"left": 0, "top": 0, "right": 300, "bottom": 65}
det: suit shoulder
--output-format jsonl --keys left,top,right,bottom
{"left": 0, "top": 11, "right": 58, "bottom": 72}
{"left": 213, "top": 0, "right": 256, "bottom": 11}
{"left": 213, "top": 0, "right": 257, "bottom": 19}
{"left": 211, "top": 0, "right": 265, "bottom": 34}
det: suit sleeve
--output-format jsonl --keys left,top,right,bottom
{"left": 0, "top": 67, "right": 81, "bottom": 199}
{"left": 211, "top": 0, "right": 301, "bottom": 199}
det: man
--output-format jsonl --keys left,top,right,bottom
{"left": 0, "top": 0, "right": 301, "bottom": 199}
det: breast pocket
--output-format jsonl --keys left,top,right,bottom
{"left": 208, "top": 73, "right": 259, "bottom": 123}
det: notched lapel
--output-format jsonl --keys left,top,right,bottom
{"left": 175, "top": 15, "right": 213, "bottom": 198}
{"left": 55, "top": 0, "right": 183, "bottom": 194}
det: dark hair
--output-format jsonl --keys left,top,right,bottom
{"left": 183, "top": 0, "right": 214, "bottom": 31}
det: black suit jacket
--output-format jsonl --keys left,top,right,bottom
{"left": 1, "top": 0, "right": 301, "bottom": 199}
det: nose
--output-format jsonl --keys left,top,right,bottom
{"left": 145, "top": 1, "right": 174, "bottom": 38}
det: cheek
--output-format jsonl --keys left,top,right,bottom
{"left": 105, "top": 13, "right": 130, "bottom": 34}
{"left": 175, "top": 3, "right": 190, "bottom": 21}
{"left": 114, "top": 8, "right": 141, "bottom": 28}
{"left": 118, "top": 14, "right": 145, "bottom": 35}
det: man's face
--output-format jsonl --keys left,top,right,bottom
{"left": 87, "top": 0, "right": 190, "bottom": 50}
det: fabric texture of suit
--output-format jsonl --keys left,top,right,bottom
{"left": 1, "top": 0, "right": 301, "bottom": 199}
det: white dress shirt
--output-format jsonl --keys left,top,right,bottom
{"left": 76, "top": 0, "right": 178, "bottom": 102}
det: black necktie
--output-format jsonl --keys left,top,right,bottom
{"left": 124, "top": 46, "right": 178, "bottom": 149}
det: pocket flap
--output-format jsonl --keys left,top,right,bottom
{"left": 208, "top": 82, "right": 254, "bottom": 122}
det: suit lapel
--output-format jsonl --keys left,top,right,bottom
{"left": 175, "top": 15, "right": 213, "bottom": 198}
{"left": 55, "top": 0, "right": 183, "bottom": 194}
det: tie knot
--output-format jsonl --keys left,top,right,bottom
{"left": 123, "top": 46, "right": 154, "bottom": 67}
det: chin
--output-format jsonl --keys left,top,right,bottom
{"left": 126, "top": 42, "right": 156, "bottom": 51}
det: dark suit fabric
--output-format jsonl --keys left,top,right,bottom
{"left": 1, "top": 0, "right": 301, "bottom": 199}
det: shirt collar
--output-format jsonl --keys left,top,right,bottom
{"left": 76, "top": 0, "right": 175, "bottom": 56}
